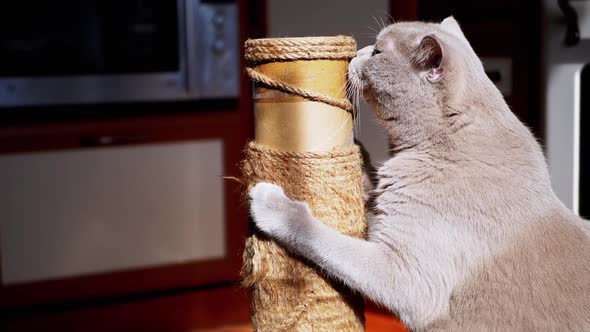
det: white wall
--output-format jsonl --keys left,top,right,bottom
{"left": 542, "top": 0, "right": 590, "bottom": 212}
{"left": 268, "top": 0, "right": 391, "bottom": 164}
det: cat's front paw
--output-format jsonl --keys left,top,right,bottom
{"left": 249, "top": 182, "right": 310, "bottom": 240}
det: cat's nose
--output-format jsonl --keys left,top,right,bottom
{"left": 356, "top": 45, "right": 375, "bottom": 57}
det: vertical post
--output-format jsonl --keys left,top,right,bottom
{"left": 241, "top": 36, "right": 367, "bottom": 331}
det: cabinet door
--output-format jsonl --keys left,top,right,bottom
{"left": 1, "top": 140, "right": 225, "bottom": 284}
{"left": 0, "top": 112, "right": 249, "bottom": 307}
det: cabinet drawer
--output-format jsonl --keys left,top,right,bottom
{"left": 0, "top": 140, "right": 225, "bottom": 285}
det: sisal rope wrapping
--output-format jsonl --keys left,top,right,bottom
{"left": 245, "top": 68, "right": 353, "bottom": 112}
{"left": 244, "top": 36, "right": 357, "bottom": 63}
{"left": 245, "top": 36, "right": 356, "bottom": 114}
{"left": 241, "top": 143, "right": 367, "bottom": 331}
{"left": 243, "top": 36, "right": 366, "bottom": 331}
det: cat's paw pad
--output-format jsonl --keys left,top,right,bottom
{"left": 249, "top": 182, "right": 287, "bottom": 202}
{"left": 249, "top": 182, "right": 293, "bottom": 236}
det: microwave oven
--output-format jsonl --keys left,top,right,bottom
{"left": 0, "top": 0, "right": 239, "bottom": 107}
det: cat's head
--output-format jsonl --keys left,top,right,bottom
{"left": 349, "top": 17, "right": 500, "bottom": 149}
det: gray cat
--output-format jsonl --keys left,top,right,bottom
{"left": 249, "top": 17, "right": 590, "bottom": 331}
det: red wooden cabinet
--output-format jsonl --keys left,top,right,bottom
{"left": 0, "top": 95, "right": 253, "bottom": 330}
{"left": 0, "top": 109, "right": 251, "bottom": 308}
{"left": 0, "top": 0, "right": 262, "bottom": 330}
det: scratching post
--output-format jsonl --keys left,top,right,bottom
{"left": 241, "top": 36, "right": 367, "bottom": 331}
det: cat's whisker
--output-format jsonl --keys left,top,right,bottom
{"left": 350, "top": 80, "right": 362, "bottom": 137}
{"left": 346, "top": 80, "right": 354, "bottom": 98}
{"left": 346, "top": 87, "right": 354, "bottom": 101}
{"left": 379, "top": 10, "right": 395, "bottom": 24}
{"left": 357, "top": 90, "right": 362, "bottom": 131}
{"left": 372, "top": 15, "right": 379, "bottom": 27}
{"left": 367, "top": 26, "right": 379, "bottom": 34}
{"left": 354, "top": 94, "right": 361, "bottom": 137}
{"left": 337, "top": 80, "right": 348, "bottom": 96}
{"left": 387, "top": 14, "right": 395, "bottom": 24}
{"left": 359, "top": 32, "right": 378, "bottom": 38}
{"left": 372, "top": 16, "right": 383, "bottom": 33}
{"left": 345, "top": 81, "right": 354, "bottom": 99}
{"left": 379, "top": 9, "right": 395, "bottom": 27}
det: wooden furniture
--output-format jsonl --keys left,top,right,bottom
{"left": 3, "top": 286, "right": 250, "bottom": 331}
{"left": 0, "top": 109, "right": 250, "bottom": 306}
{"left": 0, "top": 0, "right": 266, "bottom": 330}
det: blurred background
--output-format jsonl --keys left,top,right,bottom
{"left": 0, "top": 0, "right": 585, "bottom": 330}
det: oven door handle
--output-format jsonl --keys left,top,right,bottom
{"left": 79, "top": 134, "right": 152, "bottom": 148}
{"left": 178, "top": 0, "right": 239, "bottom": 99}
{"left": 177, "top": 0, "right": 200, "bottom": 96}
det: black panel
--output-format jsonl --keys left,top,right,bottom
{"left": 0, "top": 1, "right": 179, "bottom": 76}
{"left": 418, "top": 0, "right": 516, "bottom": 23}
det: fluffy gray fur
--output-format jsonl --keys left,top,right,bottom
{"left": 249, "top": 17, "right": 590, "bottom": 331}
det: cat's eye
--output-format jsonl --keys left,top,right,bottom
{"left": 371, "top": 49, "right": 381, "bottom": 56}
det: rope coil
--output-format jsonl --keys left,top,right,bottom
{"left": 241, "top": 142, "right": 367, "bottom": 331}
{"left": 246, "top": 68, "right": 353, "bottom": 112}
{"left": 245, "top": 36, "right": 357, "bottom": 63}
{"left": 245, "top": 36, "right": 356, "bottom": 113}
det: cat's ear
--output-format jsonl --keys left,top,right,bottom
{"left": 412, "top": 35, "right": 444, "bottom": 83}
{"left": 441, "top": 16, "right": 466, "bottom": 41}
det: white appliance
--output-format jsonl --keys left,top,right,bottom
{"left": 544, "top": 0, "right": 590, "bottom": 214}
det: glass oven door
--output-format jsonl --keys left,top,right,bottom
{"left": 0, "top": 0, "right": 238, "bottom": 107}
{"left": 0, "top": 1, "right": 180, "bottom": 77}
